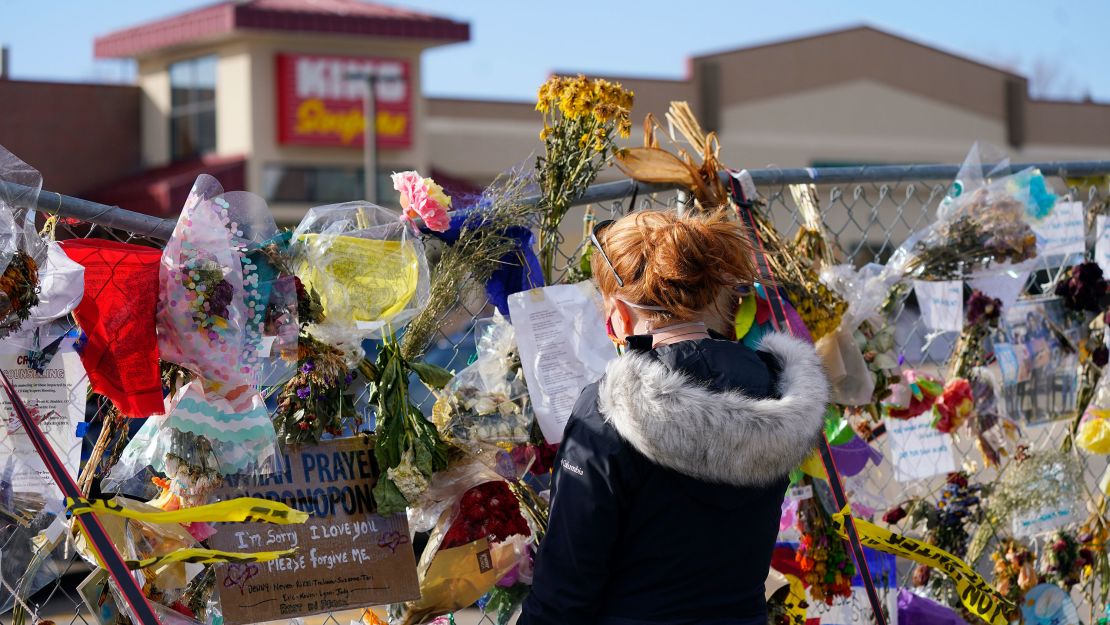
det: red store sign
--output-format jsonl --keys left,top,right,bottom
{"left": 276, "top": 53, "right": 412, "bottom": 149}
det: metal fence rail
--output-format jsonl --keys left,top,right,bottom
{"left": 3, "top": 161, "right": 1110, "bottom": 625}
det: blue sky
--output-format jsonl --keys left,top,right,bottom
{"left": 3, "top": 0, "right": 1109, "bottom": 102}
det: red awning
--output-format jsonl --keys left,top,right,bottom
{"left": 82, "top": 155, "right": 247, "bottom": 218}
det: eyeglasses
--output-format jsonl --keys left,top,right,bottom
{"left": 590, "top": 219, "right": 624, "bottom": 287}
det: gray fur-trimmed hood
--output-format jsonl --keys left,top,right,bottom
{"left": 597, "top": 333, "right": 828, "bottom": 487}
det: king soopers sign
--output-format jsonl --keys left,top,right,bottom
{"left": 276, "top": 53, "right": 412, "bottom": 149}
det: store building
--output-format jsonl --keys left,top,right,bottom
{"left": 1, "top": 0, "right": 1109, "bottom": 223}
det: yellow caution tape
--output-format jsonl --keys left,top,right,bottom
{"left": 782, "top": 574, "right": 807, "bottom": 625}
{"left": 831, "top": 507, "right": 1012, "bottom": 625}
{"left": 66, "top": 496, "right": 309, "bottom": 525}
{"left": 126, "top": 547, "right": 296, "bottom": 571}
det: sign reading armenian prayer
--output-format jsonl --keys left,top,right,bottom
{"left": 276, "top": 53, "right": 412, "bottom": 149}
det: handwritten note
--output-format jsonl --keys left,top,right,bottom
{"left": 210, "top": 438, "right": 418, "bottom": 624}
{"left": 886, "top": 414, "right": 956, "bottom": 482}
{"left": 1012, "top": 503, "right": 1078, "bottom": 538}
{"left": 509, "top": 282, "right": 615, "bottom": 443}
{"left": 913, "top": 280, "right": 963, "bottom": 333}
{"left": 1033, "top": 200, "right": 1085, "bottom": 260}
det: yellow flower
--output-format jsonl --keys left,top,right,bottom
{"left": 618, "top": 116, "right": 632, "bottom": 138}
{"left": 539, "top": 126, "right": 549, "bottom": 141}
{"left": 578, "top": 132, "right": 590, "bottom": 149}
{"left": 423, "top": 178, "right": 452, "bottom": 209}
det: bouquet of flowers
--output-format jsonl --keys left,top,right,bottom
{"left": 433, "top": 314, "right": 533, "bottom": 448}
{"left": 891, "top": 144, "right": 1054, "bottom": 281}
{"left": 1040, "top": 530, "right": 1095, "bottom": 591}
{"left": 794, "top": 490, "right": 855, "bottom": 604}
{"left": 108, "top": 175, "right": 297, "bottom": 507}
{"left": 292, "top": 200, "right": 431, "bottom": 356}
{"left": 0, "top": 146, "right": 47, "bottom": 339}
{"left": 271, "top": 333, "right": 357, "bottom": 444}
{"left": 397, "top": 461, "right": 534, "bottom": 625}
{"left": 991, "top": 538, "right": 1037, "bottom": 620}
{"left": 535, "top": 74, "right": 633, "bottom": 280}
{"left": 904, "top": 473, "right": 986, "bottom": 608}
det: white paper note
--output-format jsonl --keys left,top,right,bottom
{"left": 913, "top": 280, "right": 963, "bottom": 333}
{"left": 1096, "top": 216, "right": 1110, "bottom": 278}
{"left": 886, "top": 414, "right": 957, "bottom": 482}
{"left": 0, "top": 340, "right": 88, "bottom": 502}
{"left": 508, "top": 282, "right": 615, "bottom": 443}
{"left": 1012, "top": 503, "right": 1079, "bottom": 538}
{"left": 1033, "top": 200, "right": 1085, "bottom": 260}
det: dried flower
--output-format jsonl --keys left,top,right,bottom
{"left": 1094, "top": 345, "right": 1109, "bottom": 368}
{"left": 965, "top": 290, "right": 1001, "bottom": 326}
{"left": 882, "top": 505, "right": 908, "bottom": 524}
{"left": 1055, "top": 262, "right": 1107, "bottom": 313}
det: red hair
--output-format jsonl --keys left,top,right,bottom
{"left": 592, "top": 210, "right": 756, "bottom": 326}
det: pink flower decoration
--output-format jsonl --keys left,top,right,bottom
{"left": 392, "top": 170, "right": 451, "bottom": 232}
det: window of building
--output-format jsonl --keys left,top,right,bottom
{"left": 169, "top": 56, "right": 217, "bottom": 161}
{"left": 262, "top": 164, "right": 399, "bottom": 206}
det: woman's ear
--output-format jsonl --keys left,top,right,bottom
{"left": 612, "top": 299, "right": 635, "bottom": 338}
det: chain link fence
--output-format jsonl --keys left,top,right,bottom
{"left": 3, "top": 161, "right": 1110, "bottom": 625}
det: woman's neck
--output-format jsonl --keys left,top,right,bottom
{"left": 636, "top": 320, "right": 710, "bottom": 348}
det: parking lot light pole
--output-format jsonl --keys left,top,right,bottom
{"left": 346, "top": 71, "right": 379, "bottom": 203}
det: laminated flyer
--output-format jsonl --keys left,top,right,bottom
{"left": 508, "top": 282, "right": 615, "bottom": 443}
{"left": 0, "top": 336, "right": 87, "bottom": 503}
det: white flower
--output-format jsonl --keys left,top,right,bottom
{"left": 387, "top": 449, "right": 429, "bottom": 503}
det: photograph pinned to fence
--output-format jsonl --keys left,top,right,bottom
{"left": 991, "top": 297, "right": 1082, "bottom": 425}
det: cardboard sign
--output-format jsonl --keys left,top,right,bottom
{"left": 276, "top": 53, "right": 412, "bottom": 149}
{"left": 210, "top": 438, "right": 419, "bottom": 624}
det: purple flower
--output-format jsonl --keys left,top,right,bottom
{"left": 208, "top": 280, "right": 235, "bottom": 318}
{"left": 1056, "top": 262, "right": 1108, "bottom": 313}
{"left": 301, "top": 360, "right": 315, "bottom": 374}
{"left": 295, "top": 386, "right": 311, "bottom": 400}
{"left": 966, "top": 290, "right": 1002, "bottom": 326}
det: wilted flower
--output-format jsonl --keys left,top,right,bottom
{"left": 1055, "top": 262, "right": 1108, "bottom": 313}
{"left": 965, "top": 290, "right": 1001, "bottom": 326}
{"left": 882, "top": 505, "right": 908, "bottom": 524}
{"left": 1093, "top": 345, "right": 1109, "bottom": 368}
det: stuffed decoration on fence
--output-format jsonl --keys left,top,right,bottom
{"left": 108, "top": 175, "right": 298, "bottom": 507}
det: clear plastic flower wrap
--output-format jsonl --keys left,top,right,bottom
{"left": 399, "top": 459, "right": 532, "bottom": 625}
{"left": 817, "top": 263, "right": 903, "bottom": 408}
{"left": 107, "top": 175, "right": 298, "bottom": 505}
{"left": 292, "top": 201, "right": 430, "bottom": 354}
{"left": 432, "top": 313, "right": 534, "bottom": 447}
{"left": 892, "top": 143, "right": 1055, "bottom": 281}
{"left": 0, "top": 145, "right": 47, "bottom": 339}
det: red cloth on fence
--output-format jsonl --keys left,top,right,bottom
{"left": 60, "top": 239, "right": 164, "bottom": 418}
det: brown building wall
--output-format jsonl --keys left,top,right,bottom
{"left": 0, "top": 79, "right": 142, "bottom": 194}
